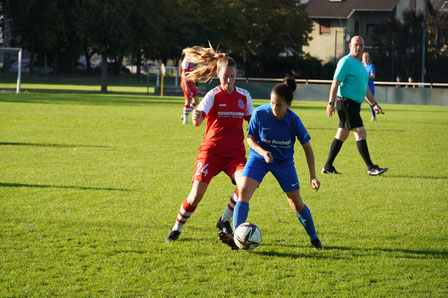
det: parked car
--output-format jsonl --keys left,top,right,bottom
{"left": 9, "top": 59, "right": 53, "bottom": 74}
{"left": 125, "top": 62, "right": 158, "bottom": 75}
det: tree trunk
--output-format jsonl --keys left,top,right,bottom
{"left": 29, "top": 50, "right": 35, "bottom": 74}
{"left": 136, "top": 52, "right": 142, "bottom": 76}
{"left": 84, "top": 46, "right": 92, "bottom": 74}
{"left": 101, "top": 53, "right": 108, "bottom": 93}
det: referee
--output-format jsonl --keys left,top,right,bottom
{"left": 322, "top": 35, "right": 388, "bottom": 176}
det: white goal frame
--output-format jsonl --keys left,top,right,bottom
{"left": 0, "top": 47, "right": 23, "bottom": 93}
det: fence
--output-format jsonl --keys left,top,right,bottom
{"left": 203, "top": 78, "right": 448, "bottom": 106}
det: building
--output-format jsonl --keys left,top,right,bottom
{"left": 302, "top": 0, "right": 430, "bottom": 63}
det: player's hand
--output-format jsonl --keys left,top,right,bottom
{"left": 311, "top": 178, "right": 320, "bottom": 191}
{"left": 192, "top": 110, "right": 203, "bottom": 125}
{"left": 263, "top": 151, "right": 273, "bottom": 164}
{"left": 326, "top": 105, "right": 335, "bottom": 118}
{"left": 373, "top": 104, "right": 384, "bottom": 114}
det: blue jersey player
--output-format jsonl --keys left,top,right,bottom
{"left": 219, "top": 77, "right": 322, "bottom": 250}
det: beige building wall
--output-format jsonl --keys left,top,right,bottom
{"left": 303, "top": 19, "right": 347, "bottom": 64}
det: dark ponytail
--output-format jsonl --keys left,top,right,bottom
{"left": 271, "top": 77, "right": 297, "bottom": 104}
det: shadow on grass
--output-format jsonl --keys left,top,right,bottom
{"left": 0, "top": 182, "right": 131, "bottom": 192}
{"left": 255, "top": 244, "right": 447, "bottom": 260}
{"left": 252, "top": 250, "right": 341, "bottom": 260}
{"left": 0, "top": 93, "right": 183, "bottom": 106}
{"left": 386, "top": 174, "right": 448, "bottom": 180}
{"left": 0, "top": 142, "right": 109, "bottom": 148}
{"left": 324, "top": 245, "right": 448, "bottom": 259}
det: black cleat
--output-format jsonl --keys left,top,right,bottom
{"left": 368, "top": 165, "right": 388, "bottom": 176}
{"left": 218, "top": 231, "right": 239, "bottom": 250}
{"left": 216, "top": 218, "right": 233, "bottom": 234}
{"left": 310, "top": 239, "right": 322, "bottom": 250}
{"left": 321, "top": 166, "right": 340, "bottom": 174}
{"left": 165, "top": 230, "right": 181, "bottom": 243}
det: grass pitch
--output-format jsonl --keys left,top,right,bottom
{"left": 0, "top": 86, "right": 447, "bottom": 296}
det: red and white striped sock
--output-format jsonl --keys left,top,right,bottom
{"left": 183, "top": 105, "right": 190, "bottom": 119}
{"left": 173, "top": 198, "right": 197, "bottom": 232}
{"left": 189, "top": 102, "right": 196, "bottom": 111}
{"left": 220, "top": 188, "right": 239, "bottom": 222}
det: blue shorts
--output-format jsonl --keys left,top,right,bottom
{"left": 242, "top": 157, "right": 300, "bottom": 192}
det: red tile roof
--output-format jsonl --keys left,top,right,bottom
{"left": 306, "top": 0, "right": 400, "bottom": 19}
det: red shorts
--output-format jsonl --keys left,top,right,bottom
{"left": 181, "top": 80, "right": 198, "bottom": 100}
{"left": 192, "top": 150, "right": 246, "bottom": 184}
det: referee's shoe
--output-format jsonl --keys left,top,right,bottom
{"left": 368, "top": 165, "right": 388, "bottom": 176}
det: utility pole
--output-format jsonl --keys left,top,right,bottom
{"left": 421, "top": 0, "right": 427, "bottom": 83}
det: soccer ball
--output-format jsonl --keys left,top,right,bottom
{"left": 234, "top": 223, "right": 262, "bottom": 250}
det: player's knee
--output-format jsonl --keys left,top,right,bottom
{"left": 239, "top": 187, "right": 254, "bottom": 203}
{"left": 336, "top": 129, "right": 349, "bottom": 141}
{"left": 354, "top": 128, "right": 367, "bottom": 140}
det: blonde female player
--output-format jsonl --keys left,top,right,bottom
{"left": 166, "top": 44, "right": 253, "bottom": 242}
{"left": 180, "top": 55, "right": 199, "bottom": 124}
{"left": 219, "top": 78, "right": 322, "bottom": 250}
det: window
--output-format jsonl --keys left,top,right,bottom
{"left": 354, "top": 21, "right": 359, "bottom": 35}
{"left": 366, "top": 24, "right": 376, "bottom": 37}
{"left": 320, "top": 20, "right": 331, "bottom": 35}
{"left": 443, "top": 1, "right": 448, "bottom": 10}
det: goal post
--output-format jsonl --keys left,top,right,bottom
{"left": 0, "top": 47, "right": 22, "bottom": 93}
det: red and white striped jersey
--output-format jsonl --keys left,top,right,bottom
{"left": 197, "top": 86, "right": 253, "bottom": 157}
{"left": 180, "top": 57, "right": 195, "bottom": 75}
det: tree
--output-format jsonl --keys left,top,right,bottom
{"left": 6, "top": 0, "right": 62, "bottom": 73}
{"left": 373, "top": 7, "right": 448, "bottom": 82}
{"left": 78, "top": 0, "right": 133, "bottom": 92}
{"left": 187, "top": 0, "right": 312, "bottom": 77}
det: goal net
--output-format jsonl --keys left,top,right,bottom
{"left": 0, "top": 47, "right": 22, "bottom": 93}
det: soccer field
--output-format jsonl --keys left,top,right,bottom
{"left": 0, "top": 90, "right": 447, "bottom": 296}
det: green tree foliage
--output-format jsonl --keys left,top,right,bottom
{"left": 5, "top": 0, "right": 313, "bottom": 88}
{"left": 373, "top": 7, "right": 448, "bottom": 82}
{"left": 189, "top": 0, "right": 312, "bottom": 77}
{"left": 6, "top": 0, "right": 62, "bottom": 72}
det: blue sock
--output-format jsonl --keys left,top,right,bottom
{"left": 296, "top": 205, "right": 318, "bottom": 241}
{"left": 233, "top": 201, "right": 249, "bottom": 232}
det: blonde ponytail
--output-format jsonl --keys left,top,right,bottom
{"left": 182, "top": 43, "right": 236, "bottom": 82}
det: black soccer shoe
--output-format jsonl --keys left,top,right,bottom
{"left": 165, "top": 230, "right": 181, "bottom": 243}
{"left": 367, "top": 165, "right": 388, "bottom": 176}
{"left": 321, "top": 166, "right": 340, "bottom": 174}
{"left": 218, "top": 231, "right": 239, "bottom": 250}
{"left": 310, "top": 239, "right": 322, "bottom": 250}
{"left": 216, "top": 218, "right": 233, "bottom": 234}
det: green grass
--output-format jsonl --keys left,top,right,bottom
{"left": 0, "top": 81, "right": 155, "bottom": 94}
{"left": 0, "top": 87, "right": 447, "bottom": 296}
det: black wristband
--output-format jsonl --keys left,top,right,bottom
{"left": 371, "top": 102, "right": 378, "bottom": 107}
{"left": 328, "top": 102, "right": 334, "bottom": 106}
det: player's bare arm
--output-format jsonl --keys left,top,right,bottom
{"left": 327, "top": 78, "right": 340, "bottom": 118}
{"left": 247, "top": 135, "right": 273, "bottom": 163}
{"left": 364, "top": 88, "right": 384, "bottom": 114}
{"left": 302, "top": 142, "right": 320, "bottom": 191}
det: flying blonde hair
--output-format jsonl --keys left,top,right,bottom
{"left": 183, "top": 43, "right": 236, "bottom": 83}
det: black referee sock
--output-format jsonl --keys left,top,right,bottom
{"left": 356, "top": 139, "right": 374, "bottom": 170}
{"left": 324, "top": 138, "right": 343, "bottom": 169}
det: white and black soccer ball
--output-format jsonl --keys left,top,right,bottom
{"left": 234, "top": 223, "right": 262, "bottom": 250}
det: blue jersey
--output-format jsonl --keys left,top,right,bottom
{"left": 247, "top": 103, "right": 311, "bottom": 163}
{"left": 364, "top": 63, "right": 375, "bottom": 96}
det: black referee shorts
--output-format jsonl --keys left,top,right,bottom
{"left": 336, "top": 96, "right": 364, "bottom": 130}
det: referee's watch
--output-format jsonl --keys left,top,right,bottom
{"left": 328, "top": 102, "right": 334, "bottom": 106}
